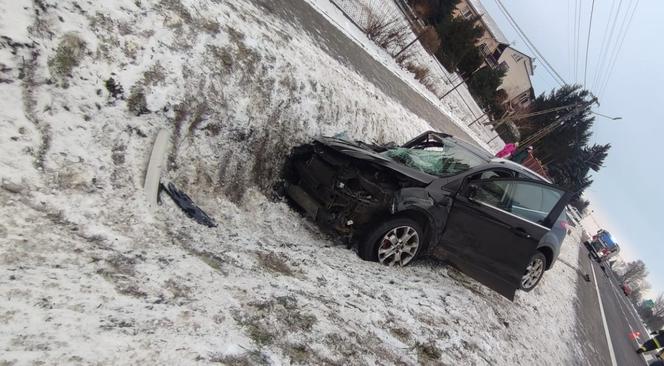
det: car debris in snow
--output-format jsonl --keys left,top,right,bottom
{"left": 160, "top": 182, "right": 217, "bottom": 228}
{"left": 144, "top": 129, "right": 171, "bottom": 213}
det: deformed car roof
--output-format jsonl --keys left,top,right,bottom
{"left": 316, "top": 131, "right": 552, "bottom": 184}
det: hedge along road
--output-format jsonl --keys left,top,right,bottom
{"left": 258, "top": 0, "right": 478, "bottom": 143}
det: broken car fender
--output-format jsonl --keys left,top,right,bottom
{"left": 390, "top": 187, "right": 447, "bottom": 249}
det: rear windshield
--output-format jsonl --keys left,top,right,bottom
{"left": 383, "top": 140, "right": 486, "bottom": 176}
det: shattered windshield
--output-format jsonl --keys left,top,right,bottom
{"left": 383, "top": 139, "right": 486, "bottom": 176}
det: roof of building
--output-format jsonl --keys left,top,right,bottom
{"left": 506, "top": 46, "right": 535, "bottom": 74}
{"left": 467, "top": 0, "right": 509, "bottom": 45}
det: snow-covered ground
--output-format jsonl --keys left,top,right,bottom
{"left": 1, "top": 0, "right": 584, "bottom": 364}
{"left": 307, "top": 0, "right": 503, "bottom": 151}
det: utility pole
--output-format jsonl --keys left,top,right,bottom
{"left": 483, "top": 103, "right": 580, "bottom": 129}
{"left": 517, "top": 96, "right": 598, "bottom": 152}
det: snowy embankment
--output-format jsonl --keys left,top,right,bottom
{"left": 305, "top": 0, "right": 503, "bottom": 152}
{"left": 1, "top": 0, "right": 582, "bottom": 364}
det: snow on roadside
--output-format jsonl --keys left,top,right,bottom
{"left": 1, "top": 0, "right": 583, "bottom": 365}
{"left": 304, "top": 0, "right": 504, "bottom": 152}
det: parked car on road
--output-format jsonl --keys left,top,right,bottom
{"left": 283, "top": 131, "right": 571, "bottom": 300}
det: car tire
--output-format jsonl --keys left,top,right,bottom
{"left": 520, "top": 252, "right": 547, "bottom": 292}
{"left": 359, "top": 217, "right": 424, "bottom": 267}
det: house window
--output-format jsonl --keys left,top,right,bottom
{"left": 499, "top": 61, "right": 509, "bottom": 72}
{"left": 512, "top": 53, "right": 523, "bottom": 62}
{"left": 461, "top": 7, "right": 473, "bottom": 19}
{"left": 479, "top": 43, "right": 489, "bottom": 56}
{"left": 519, "top": 93, "right": 531, "bottom": 105}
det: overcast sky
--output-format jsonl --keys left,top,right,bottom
{"left": 478, "top": 0, "right": 664, "bottom": 295}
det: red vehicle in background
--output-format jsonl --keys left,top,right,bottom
{"left": 622, "top": 283, "right": 632, "bottom": 296}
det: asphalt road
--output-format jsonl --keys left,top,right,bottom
{"left": 258, "top": 0, "right": 476, "bottom": 141}
{"left": 577, "top": 248, "right": 655, "bottom": 366}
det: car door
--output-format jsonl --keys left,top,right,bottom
{"left": 437, "top": 177, "right": 570, "bottom": 300}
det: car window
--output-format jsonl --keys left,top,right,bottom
{"left": 509, "top": 182, "right": 564, "bottom": 223}
{"left": 474, "top": 180, "right": 510, "bottom": 210}
{"left": 472, "top": 179, "right": 563, "bottom": 225}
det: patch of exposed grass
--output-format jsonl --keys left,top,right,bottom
{"left": 159, "top": 0, "right": 193, "bottom": 23}
{"left": 126, "top": 84, "right": 149, "bottom": 116}
{"left": 164, "top": 278, "right": 191, "bottom": 299}
{"left": 233, "top": 297, "right": 318, "bottom": 350}
{"left": 96, "top": 254, "right": 148, "bottom": 298}
{"left": 247, "top": 322, "right": 275, "bottom": 346}
{"left": 284, "top": 343, "right": 319, "bottom": 364}
{"left": 415, "top": 341, "right": 442, "bottom": 364}
{"left": 196, "top": 252, "right": 224, "bottom": 272}
{"left": 283, "top": 309, "right": 317, "bottom": 332}
{"left": 187, "top": 101, "right": 209, "bottom": 134}
{"left": 323, "top": 333, "right": 359, "bottom": 359}
{"left": 111, "top": 144, "right": 126, "bottom": 165}
{"left": 48, "top": 33, "right": 86, "bottom": 85}
{"left": 226, "top": 26, "right": 245, "bottom": 43}
{"left": 205, "top": 29, "right": 260, "bottom": 81}
{"left": 256, "top": 251, "right": 293, "bottom": 276}
{"left": 125, "top": 62, "right": 167, "bottom": 115}
{"left": 206, "top": 45, "right": 234, "bottom": 73}
{"left": 89, "top": 12, "right": 115, "bottom": 34}
{"left": 389, "top": 327, "right": 411, "bottom": 343}
{"left": 117, "top": 21, "right": 134, "bottom": 36}
{"left": 122, "top": 40, "right": 140, "bottom": 60}
{"left": 182, "top": 246, "right": 236, "bottom": 276}
{"left": 105, "top": 77, "right": 124, "bottom": 99}
{"left": 200, "top": 18, "right": 221, "bottom": 34}
{"left": 143, "top": 62, "right": 166, "bottom": 86}
{"left": 201, "top": 122, "right": 222, "bottom": 136}
{"left": 209, "top": 350, "right": 269, "bottom": 365}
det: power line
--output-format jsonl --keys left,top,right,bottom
{"left": 484, "top": 103, "right": 580, "bottom": 127}
{"left": 574, "top": 0, "right": 582, "bottom": 82}
{"left": 583, "top": 0, "right": 596, "bottom": 88}
{"left": 599, "top": 0, "right": 639, "bottom": 97}
{"left": 591, "top": 0, "right": 623, "bottom": 90}
{"left": 493, "top": 0, "right": 565, "bottom": 86}
{"left": 493, "top": 0, "right": 567, "bottom": 86}
{"left": 519, "top": 96, "right": 598, "bottom": 149}
{"left": 598, "top": 0, "right": 639, "bottom": 97}
{"left": 567, "top": 0, "right": 573, "bottom": 81}
{"left": 590, "top": 0, "right": 622, "bottom": 91}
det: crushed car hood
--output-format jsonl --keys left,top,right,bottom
{"left": 314, "top": 137, "right": 437, "bottom": 184}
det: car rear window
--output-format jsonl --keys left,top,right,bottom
{"left": 384, "top": 143, "right": 486, "bottom": 177}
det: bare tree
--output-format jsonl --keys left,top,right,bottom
{"left": 628, "top": 280, "right": 650, "bottom": 303}
{"left": 620, "top": 260, "right": 649, "bottom": 285}
{"left": 419, "top": 26, "right": 441, "bottom": 54}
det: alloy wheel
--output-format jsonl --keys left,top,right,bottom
{"left": 377, "top": 226, "right": 419, "bottom": 267}
{"left": 521, "top": 256, "right": 545, "bottom": 290}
